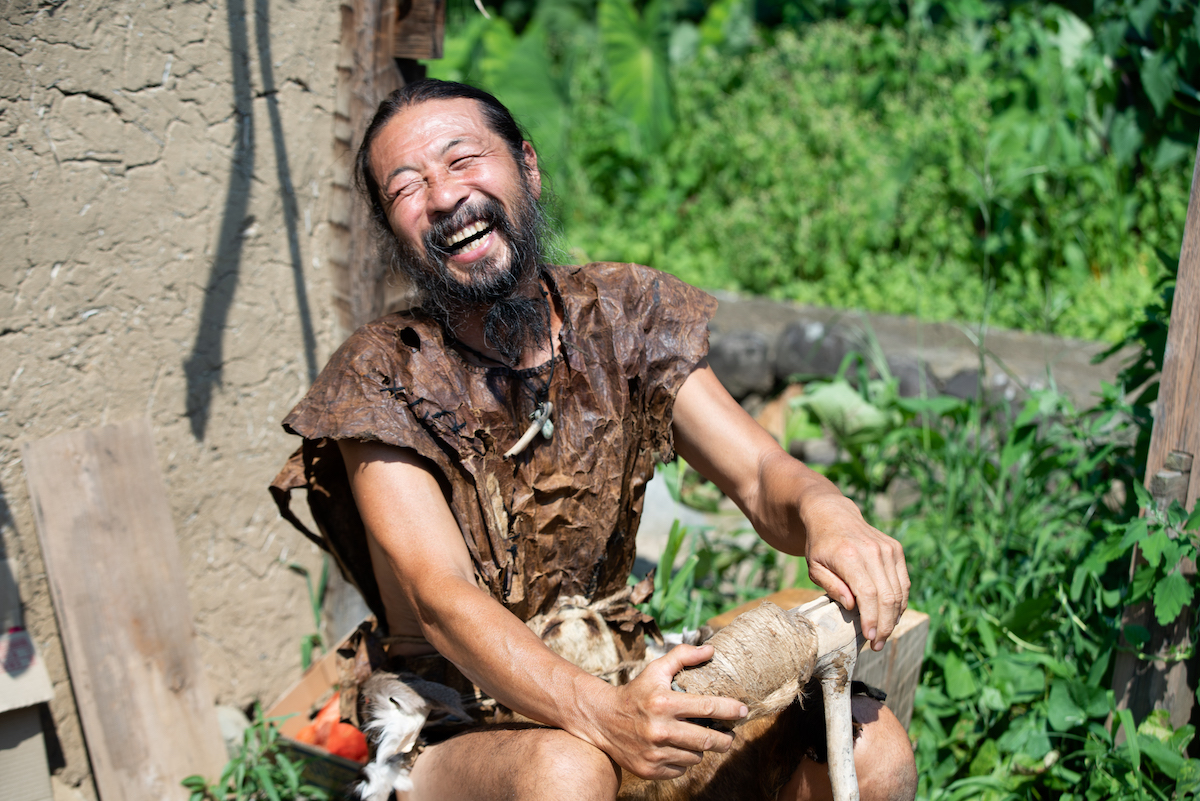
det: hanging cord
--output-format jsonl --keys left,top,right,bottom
{"left": 444, "top": 287, "right": 558, "bottom": 458}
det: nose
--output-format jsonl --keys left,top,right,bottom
{"left": 426, "top": 169, "right": 469, "bottom": 218}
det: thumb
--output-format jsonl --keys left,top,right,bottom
{"left": 650, "top": 643, "right": 714, "bottom": 680}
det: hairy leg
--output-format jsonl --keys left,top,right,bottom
{"left": 782, "top": 698, "right": 917, "bottom": 801}
{"left": 406, "top": 725, "right": 622, "bottom": 801}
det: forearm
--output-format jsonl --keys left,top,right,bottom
{"left": 746, "top": 449, "right": 865, "bottom": 556}
{"left": 410, "top": 573, "right": 616, "bottom": 744}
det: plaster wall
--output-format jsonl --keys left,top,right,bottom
{"left": 0, "top": 1, "right": 342, "bottom": 796}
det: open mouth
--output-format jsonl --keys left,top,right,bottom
{"left": 444, "top": 220, "right": 494, "bottom": 254}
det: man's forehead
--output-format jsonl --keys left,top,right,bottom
{"left": 381, "top": 98, "right": 495, "bottom": 154}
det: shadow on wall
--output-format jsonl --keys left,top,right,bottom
{"left": 184, "top": 0, "right": 319, "bottom": 440}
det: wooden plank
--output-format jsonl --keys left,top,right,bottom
{"left": 394, "top": 0, "right": 445, "bottom": 60}
{"left": 1145, "top": 133, "right": 1200, "bottom": 509}
{"left": 1112, "top": 134, "right": 1200, "bottom": 742}
{"left": 708, "top": 589, "right": 929, "bottom": 729}
{"left": 330, "top": 0, "right": 404, "bottom": 336}
{"left": 21, "top": 419, "right": 226, "bottom": 801}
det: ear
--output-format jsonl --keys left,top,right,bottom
{"left": 521, "top": 141, "right": 542, "bottom": 200}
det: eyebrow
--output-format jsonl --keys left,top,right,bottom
{"left": 380, "top": 137, "right": 469, "bottom": 186}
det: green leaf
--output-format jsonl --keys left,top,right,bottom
{"left": 1129, "top": 0, "right": 1161, "bottom": 37}
{"left": 479, "top": 21, "right": 569, "bottom": 176}
{"left": 1138, "top": 733, "right": 1184, "bottom": 779}
{"left": 1177, "top": 758, "right": 1200, "bottom": 797}
{"left": 1185, "top": 503, "right": 1200, "bottom": 532}
{"left": 599, "top": 0, "right": 675, "bottom": 154}
{"left": 977, "top": 617, "right": 999, "bottom": 658}
{"left": 944, "top": 652, "right": 978, "bottom": 700}
{"left": 990, "top": 655, "right": 1046, "bottom": 705}
{"left": 1141, "top": 527, "right": 1169, "bottom": 568}
{"left": 1118, "top": 517, "right": 1148, "bottom": 551}
{"left": 253, "top": 765, "right": 282, "bottom": 801}
{"left": 1154, "top": 137, "right": 1194, "bottom": 171}
{"left": 1048, "top": 680, "right": 1087, "bottom": 731}
{"left": 997, "top": 713, "right": 1053, "bottom": 759}
{"left": 1119, "top": 708, "right": 1141, "bottom": 772}
{"left": 1152, "top": 572, "right": 1194, "bottom": 626}
{"left": 1140, "top": 48, "right": 1176, "bottom": 116}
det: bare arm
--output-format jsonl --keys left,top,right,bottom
{"left": 338, "top": 438, "right": 748, "bottom": 779}
{"left": 670, "top": 363, "right": 910, "bottom": 650}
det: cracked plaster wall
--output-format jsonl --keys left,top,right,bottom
{"left": 1, "top": 1, "right": 342, "bottom": 796}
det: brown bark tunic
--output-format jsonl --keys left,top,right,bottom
{"left": 272, "top": 262, "right": 717, "bottom": 636}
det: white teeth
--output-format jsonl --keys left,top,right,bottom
{"left": 446, "top": 220, "right": 488, "bottom": 247}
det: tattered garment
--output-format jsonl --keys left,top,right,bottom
{"left": 272, "top": 262, "right": 717, "bottom": 637}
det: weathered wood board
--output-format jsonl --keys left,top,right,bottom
{"left": 709, "top": 588, "right": 930, "bottom": 730}
{"left": 22, "top": 418, "right": 226, "bottom": 801}
{"left": 1112, "top": 133, "right": 1200, "bottom": 741}
{"left": 1145, "top": 134, "right": 1200, "bottom": 509}
{"left": 394, "top": 0, "right": 444, "bottom": 60}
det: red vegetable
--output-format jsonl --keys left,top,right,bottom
{"left": 325, "top": 721, "right": 368, "bottom": 763}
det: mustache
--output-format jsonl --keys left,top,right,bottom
{"left": 423, "top": 199, "right": 508, "bottom": 262}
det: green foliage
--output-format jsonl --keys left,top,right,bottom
{"left": 429, "top": 0, "right": 1195, "bottom": 342}
{"left": 640, "top": 519, "right": 815, "bottom": 631}
{"left": 182, "top": 707, "right": 330, "bottom": 801}
{"left": 287, "top": 559, "right": 329, "bottom": 671}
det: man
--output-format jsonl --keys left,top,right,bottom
{"left": 274, "top": 79, "right": 916, "bottom": 801}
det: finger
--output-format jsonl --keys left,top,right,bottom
{"left": 874, "top": 535, "right": 910, "bottom": 646}
{"left": 896, "top": 549, "right": 912, "bottom": 616}
{"left": 668, "top": 721, "right": 735, "bottom": 754}
{"left": 808, "top": 561, "right": 855, "bottom": 612}
{"left": 673, "top": 692, "right": 748, "bottom": 723}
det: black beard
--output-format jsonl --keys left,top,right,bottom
{"left": 391, "top": 186, "right": 550, "bottom": 366}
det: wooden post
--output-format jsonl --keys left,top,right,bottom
{"left": 330, "top": 0, "right": 445, "bottom": 337}
{"left": 1111, "top": 133, "right": 1200, "bottom": 749}
{"left": 330, "top": 0, "right": 403, "bottom": 336}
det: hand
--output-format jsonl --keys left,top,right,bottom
{"left": 586, "top": 644, "right": 748, "bottom": 780}
{"left": 801, "top": 491, "right": 910, "bottom": 652}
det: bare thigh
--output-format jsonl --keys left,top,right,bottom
{"left": 406, "top": 725, "right": 622, "bottom": 801}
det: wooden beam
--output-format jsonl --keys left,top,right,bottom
{"left": 1112, "top": 133, "right": 1200, "bottom": 743}
{"left": 395, "top": 0, "right": 445, "bottom": 61}
{"left": 330, "top": 0, "right": 404, "bottom": 335}
{"left": 21, "top": 419, "right": 227, "bottom": 801}
{"left": 1145, "top": 135, "right": 1200, "bottom": 508}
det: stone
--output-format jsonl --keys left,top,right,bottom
{"left": 709, "top": 330, "right": 774, "bottom": 398}
{"left": 796, "top": 437, "right": 839, "bottom": 466}
{"left": 886, "top": 356, "right": 935, "bottom": 398}
{"left": 942, "top": 369, "right": 982, "bottom": 400}
{"left": 776, "top": 321, "right": 857, "bottom": 381}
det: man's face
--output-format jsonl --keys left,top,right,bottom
{"left": 369, "top": 98, "right": 542, "bottom": 294}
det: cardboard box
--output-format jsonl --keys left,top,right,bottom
{"left": 265, "top": 642, "right": 363, "bottom": 800}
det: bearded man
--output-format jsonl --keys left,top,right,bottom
{"left": 273, "top": 79, "right": 917, "bottom": 801}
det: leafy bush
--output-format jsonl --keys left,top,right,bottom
{"left": 429, "top": 0, "right": 1194, "bottom": 342}
{"left": 182, "top": 707, "right": 331, "bottom": 801}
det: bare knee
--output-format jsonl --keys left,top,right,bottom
{"left": 782, "top": 698, "right": 916, "bottom": 801}
{"left": 514, "top": 730, "right": 621, "bottom": 801}
{"left": 851, "top": 699, "right": 917, "bottom": 801}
